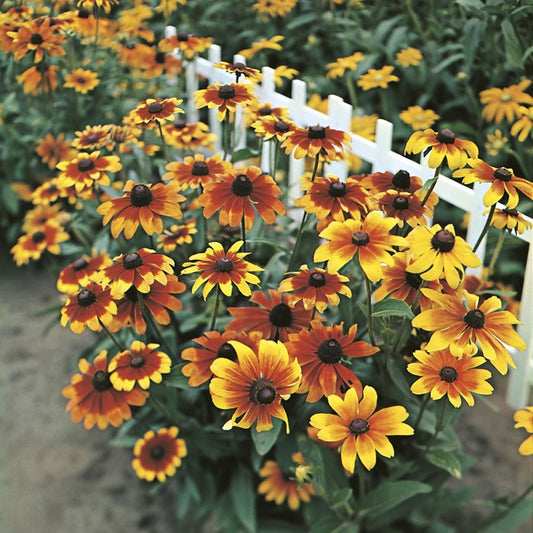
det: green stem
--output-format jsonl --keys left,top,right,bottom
{"left": 98, "top": 319, "right": 125, "bottom": 352}
{"left": 241, "top": 216, "right": 247, "bottom": 252}
{"left": 413, "top": 394, "right": 431, "bottom": 433}
{"left": 223, "top": 113, "right": 232, "bottom": 160}
{"left": 472, "top": 203, "right": 496, "bottom": 253}
{"left": 364, "top": 275, "right": 377, "bottom": 346}
{"left": 485, "top": 229, "right": 507, "bottom": 280}
{"left": 420, "top": 165, "right": 441, "bottom": 208}
{"left": 346, "top": 75, "right": 358, "bottom": 108}
{"left": 156, "top": 119, "right": 170, "bottom": 164}
{"left": 209, "top": 285, "right": 222, "bottom": 331}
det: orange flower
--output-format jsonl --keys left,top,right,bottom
{"left": 357, "top": 65, "right": 399, "bottom": 91}
{"left": 57, "top": 250, "right": 112, "bottom": 294}
{"left": 156, "top": 220, "right": 198, "bottom": 252}
{"left": 35, "top": 133, "right": 75, "bottom": 169}
{"left": 163, "top": 120, "right": 216, "bottom": 151}
{"left": 209, "top": 339, "right": 302, "bottom": 432}
{"left": 17, "top": 64, "right": 58, "bottom": 94}
{"left": 133, "top": 97, "right": 184, "bottom": 125}
{"left": 480, "top": 80, "right": 533, "bottom": 124}
{"left": 63, "top": 68, "right": 99, "bottom": 93}
{"left": 359, "top": 169, "right": 424, "bottom": 195}
{"left": 489, "top": 207, "right": 532, "bottom": 235}
{"left": 97, "top": 180, "right": 185, "bottom": 239}
{"left": 62, "top": 350, "right": 148, "bottom": 430}
{"left": 251, "top": 115, "right": 296, "bottom": 142}
{"left": 377, "top": 189, "right": 433, "bottom": 228}
{"left": 10, "top": 223, "right": 69, "bottom": 266}
{"left": 158, "top": 31, "right": 212, "bottom": 59}
{"left": 281, "top": 124, "right": 351, "bottom": 160}
{"left": 214, "top": 60, "right": 262, "bottom": 82}
{"left": 199, "top": 165, "right": 285, "bottom": 230}
{"left": 193, "top": 82, "right": 257, "bottom": 121}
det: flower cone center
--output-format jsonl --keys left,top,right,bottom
{"left": 123, "top": 252, "right": 143, "bottom": 269}
{"left": 150, "top": 445, "right": 166, "bottom": 460}
{"left": 86, "top": 133, "right": 99, "bottom": 144}
{"left": 231, "top": 174, "right": 253, "bottom": 196}
{"left": 392, "top": 170, "right": 411, "bottom": 189}
{"left": 177, "top": 31, "right": 189, "bottom": 41}
{"left": 308, "top": 271, "right": 326, "bottom": 287}
{"left": 77, "top": 158, "right": 95, "bottom": 172}
{"left": 249, "top": 378, "right": 276, "bottom": 405}
{"left": 77, "top": 289, "right": 96, "bottom": 307}
{"left": 130, "top": 184, "right": 153, "bottom": 207}
{"left": 436, "top": 128, "right": 456, "bottom": 144}
{"left": 274, "top": 120, "right": 290, "bottom": 133}
{"left": 191, "top": 161, "right": 209, "bottom": 176}
{"left": 317, "top": 338, "right": 344, "bottom": 364}
{"left": 32, "top": 231, "right": 46, "bottom": 244}
{"left": 130, "top": 355, "right": 145, "bottom": 368}
{"left": 269, "top": 303, "right": 292, "bottom": 327}
{"left": 72, "top": 258, "right": 89, "bottom": 271}
{"left": 218, "top": 84, "right": 236, "bottom": 99}
{"left": 464, "top": 309, "right": 485, "bottom": 329}
{"left": 392, "top": 196, "right": 409, "bottom": 210}
{"left": 431, "top": 230, "right": 455, "bottom": 252}
{"left": 308, "top": 126, "right": 326, "bottom": 139}
{"left": 217, "top": 342, "right": 237, "bottom": 360}
{"left": 494, "top": 168, "right": 512, "bottom": 182}
{"left": 215, "top": 257, "right": 234, "bottom": 273}
{"left": 351, "top": 231, "right": 370, "bottom": 246}
{"left": 439, "top": 365, "right": 458, "bottom": 382}
{"left": 92, "top": 370, "right": 112, "bottom": 391}
{"left": 405, "top": 271, "right": 423, "bottom": 289}
{"left": 30, "top": 32, "right": 43, "bottom": 45}
{"left": 349, "top": 418, "right": 369, "bottom": 434}
{"left": 148, "top": 101, "right": 164, "bottom": 114}
{"left": 155, "top": 51, "right": 165, "bottom": 64}
{"left": 328, "top": 181, "right": 347, "bottom": 198}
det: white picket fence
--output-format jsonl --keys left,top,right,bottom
{"left": 166, "top": 29, "right": 533, "bottom": 408}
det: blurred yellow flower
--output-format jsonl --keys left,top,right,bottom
{"left": 399, "top": 105, "right": 440, "bottom": 130}
{"left": 395, "top": 47, "right": 423, "bottom": 67}
{"left": 514, "top": 407, "right": 533, "bottom": 456}
{"left": 253, "top": 0, "right": 298, "bottom": 17}
{"left": 239, "top": 35, "right": 284, "bottom": 60}
{"left": 510, "top": 105, "right": 533, "bottom": 142}
{"left": 357, "top": 65, "right": 399, "bottom": 91}
{"left": 273, "top": 65, "right": 299, "bottom": 86}
{"left": 351, "top": 114, "right": 378, "bottom": 141}
{"left": 479, "top": 79, "right": 533, "bottom": 124}
{"left": 485, "top": 129, "right": 508, "bottom": 156}
{"left": 326, "top": 52, "right": 365, "bottom": 79}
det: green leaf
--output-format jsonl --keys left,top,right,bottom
{"left": 372, "top": 299, "right": 414, "bottom": 319}
{"left": 501, "top": 19, "right": 523, "bottom": 67}
{"left": 431, "top": 53, "right": 465, "bottom": 74}
{"left": 477, "top": 495, "right": 533, "bottom": 533}
{"left": 163, "top": 364, "right": 192, "bottom": 389}
{"left": 231, "top": 147, "right": 259, "bottom": 164}
{"left": 231, "top": 464, "right": 257, "bottom": 533}
{"left": 358, "top": 481, "right": 432, "bottom": 518}
{"left": 454, "top": 0, "right": 485, "bottom": 12}
{"left": 425, "top": 449, "right": 462, "bottom": 479}
{"left": 251, "top": 417, "right": 282, "bottom": 456}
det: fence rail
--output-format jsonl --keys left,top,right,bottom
{"left": 167, "top": 28, "right": 533, "bottom": 408}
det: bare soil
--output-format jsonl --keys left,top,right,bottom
{"left": 0, "top": 255, "right": 531, "bottom": 532}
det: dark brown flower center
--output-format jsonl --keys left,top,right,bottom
{"left": 32, "top": 231, "right": 46, "bottom": 244}
{"left": 232, "top": 61, "right": 246, "bottom": 70}
{"left": 77, "top": 158, "right": 95, "bottom": 172}
{"left": 77, "top": 288, "right": 96, "bottom": 307}
{"left": 258, "top": 105, "right": 272, "bottom": 116}
{"left": 392, "top": 196, "right": 409, "bottom": 210}
{"left": 92, "top": 369, "right": 112, "bottom": 391}
{"left": 308, "top": 271, "right": 326, "bottom": 287}
{"left": 269, "top": 303, "right": 292, "bottom": 328}
{"left": 494, "top": 168, "right": 512, "bottom": 182}
{"left": 86, "top": 133, "right": 99, "bottom": 144}
{"left": 78, "top": 8, "right": 90, "bottom": 18}
{"left": 191, "top": 161, "right": 209, "bottom": 176}
{"left": 392, "top": 170, "right": 411, "bottom": 190}
{"left": 148, "top": 101, "right": 164, "bottom": 114}
{"left": 231, "top": 174, "right": 253, "bottom": 196}
{"left": 274, "top": 120, "right": 290, "bottom": 133}
{"left": 150, "top": 445, "right": 166, "bottom": 460}
{"left": 436, "top": 128, "right": 456, "bottom": 144}
{"left": 308, "top": 125, "right": 326, "bottom": 139}
{"left": 155, "top": 51, "right": 165, "bottom": 64}
{"left": 217, "top": 342, "right": 237, "bottom": 360}
{"left": 30, "top": 32, "right": 43, "bottom": 45}
{"left": 405, "top": 271, "right": 423, "bottom": 289}
{"left": 431, "top": 230, "right": 455, "bottom": 252}
{"left": 463, "top": 309, "right": 485, "bottom": 329}
{"left": 218, "top": 84, "right": 235, "bottom": 99}
{"left": 72, "top": 258, "right": 89, "bottom": 271}
{"left": 174, "top": 119, "right": 187, "bottom": 129}
{"left": 215, "top": 257, "right": 234, "bottom": 272}
{"left": 123, "top": 252, "right": 143, "bottom": 269}
{"left": 177, "top": 31, "right": 189, "bottom": 41}
{"left": 351, "top": 231, "right": 370, "bottom": 246}
{"left": 439, "top": 366, "right": 458, "bottom": 382}
{"left": 249, "top": 378, "right": 276, "bottom": 405}
{"left": 503, "top": 207, "right": 518, "bottom": 217}
{"left": 125, "top": 286, "right": 139, "bottom": 302}
{"left": 349, "top": 418, "right": 369, "bottom": 434}
{"left": 130, "top": 184, "right": 153, "bottom": 207}
{"left": 328, "top": 181, "right": 347, "bottom": 198}
{"left": 317, "top": 338, "right": 344, "bottom": 364}
{"left": 130, "top": 355, "right": 145, "bottom": 368}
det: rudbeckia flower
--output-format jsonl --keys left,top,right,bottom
{"left": 158, "top": 31, "right": 212, "bottom": 59}
{"left": 226, "top": 289, "right": 314, "bottom": 342}
{"left": 22, "top": 204, "right": 67, "bottom": 233}
{"left": 62, "top": 350, "right": 148, "bottom": 430}
{"left": 407, "top": 348, "right": 493, "bottom": 407}
{"left": 214, "top": 60, "right": 262, "bottom": 82}
{"left": 406, "top": 223, "right": 481, "bottom": 289}
{"left": 510, "top": 105, "right": 533, "bottom": 142}
{"left": 132, "top": 427, "right": 187, "bottom": 482}
{"left": 309, "top": 386, "right": 414, "bottom": 473}
{"left": 412, "top": 289, "right": 526, "bottom": 374}
{"left": 405, "top": 128, "right": 479, "bottom": 170}
{"left": 245, "top": 100, "right": 289, "bottom": 126}
{"left": 133, "top": 97, "right": 184, "bottom": 125}
{"left": 286, "top": 321, "right": 377, "bottom": 402}
{"left": 181, "top": 241, "right": 262, "bottom": 299}
{"left": 63, "top": 68, "right": 99, "bottom": 94}
{"left": 281, "top": 124, "right": 351, "bottom": 160}
{"left": 258, "top": 452, "right": 315, "bottom": 510}
{"left": 326, "top": 51, "right": 365, "bottom": 79}
{"left": 251, "top": 116, "right": 296, "bottom": 142}
{"left": 72, "top": 124, "right": 112, "bottom": 150}
{"left": 479, "top": 80, "right": 533, "bottom": 124}
{"left": 395, "top": 47, "right": 423, "bottom": 67}
{"left": 452, "top": 159, "right": 533, "bottom": 208}
{"left": 163, "top": 120, "right": 216, "bottom": 151}
{"left": 77, "top": 0, "right": 119, "bottom": 14}
{"left": 252, "top": 0, "right": 298, "bottom": 17}
{"left": 489, "top": 207, "right": 533, "bottom": 235}
{"left": 11, "top": 223, "right": 70, "bottom": 266}
{"left": 209, "top": 339, "right": 302, "bottom": 432}
{"left": 35, "top": 132, "right": 75, "bottom": 169}
{"left": 485, "top": 129, "right": 509, "bottom": 156}
{"left": 57, "top": 250, "right": 112, "bottom": 294}
{"left": 313, "top": 211, "right": 408, "bottom": 280}
{"left": 108, "top": 341, "right": 172, "bottom": 391}
{"left": 513, "top": 407, "right": 533, "bottom": 456}
{"left": 278, "top": 265, "right": 352, "bottom": 312}
{"left": 17, "top": 64, "right": 58, "bottom": 95}
{"left": 377, "top": 189, "right": 433, "bottom": 228}
{"left": 157, "top": 220, "right": 198, "bottom": 252}
{"left": 97, "top": 180, "right": 185, "bottom": 239}
{"left": 359, "top": 169, "right": 424, "bottom": 195}
{"left": 193, "top": 82, "right": 257, "bottom": 121}
{"left": 399, "top": 106, "right": 440, "bottom": 130}
{"left": 357, "top": 65, "right": 399, "bottom": 91}
{"left": 198, "top": 165, "right": 285, "bottom": 230}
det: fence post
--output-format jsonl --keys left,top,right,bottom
{"left": 259, "top": 67, "right": 276, "bottom": 173}
{"left": 371, "top": 119, "right": 393, "bottom": 172}
{"left": 207, "top": 45, "right": 222, "bottom": 153}
{"left": 232, "top": 53, "right": 247, "bottom": 153}
{"left": 288, "top": 79, "right": 306, "bottom": 207}
{"left": 325, "top": 94, "right": 351, "bottom": 179}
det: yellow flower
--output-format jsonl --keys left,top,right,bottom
{"left": 485, "top": 129, "right": 508, "bottom": 156}
{"left": 273, "top": 65, "right": 299, "bottom": 86}
{"left": 357, "top": 65, "right": 399, "bottom": 91}
{"left": 488, "top": 207, "right": 533, "bottom": 235}
{"left": 252, "top": 0, "right": 298, "bottom": 18}
{"left": 479, "top": 79, "right": 533, "bottom": 124}
{"left": 238, "top": 35, "right": 284, "bottom": 60}
{"left": 395, "top": 47, "right": 423, "bottom": 67}
{"left": 510, "top": 105, "right": 533, "bottom": 142}
{"left": 399, "top": 106, "right": 440, "bottom": 130}
{"left": 351, "top": 114, "right": 378, "bottom": 140}
{"left": 514, "top": 407, "right": 533, "bottom": 456}
{"left": 63, "top": 68, "right": 99, "bottom": 94}
{"left": 326, "top": 51, "right": 365, "bottom": 79}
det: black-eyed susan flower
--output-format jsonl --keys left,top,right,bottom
{"left": 63, "top": 68, "right": 99, "bottom": 94}
{"left": 489, "top": 207, "right": 533, "bottom": 235}
{"left": 406, "top": 223, "right": 481, "bottom": 289}
{"left": 133, "top": 97, "right": 184, "bottom": 125}
{"left": 97, "top": 180, "right": 185, "bottom": 239}
{"left": 357, "top": 65, "right": 399, "bottom": 91}
{"left": 407, "top": 348, "right": 493, "bottom": 407}
{"left": 395, "top": 47, "right": 423, "bottom": 67}
{"left": 313, "top": 211, "right": 408, "bottom": 280}
{"left": 326, "top": 51, "right": 365, "bottom": 79}
{"left": 245, "top": 101, "right": 289, "bottom": 126}
{"left": 193, "top": 82, "right": 257, "bottom": 121}
{"left": 310, "top": 386, "right": 414, "bottom": 473}
{"left": 238, "top": 35, "right": 284, "bottom": 60}
{"left": 513, "top": 407, "right": 533, "bottom": 456}
{"left": 252, "top": 0, "right": 298, "bottom": 17}
{"left": 210, "top": 339, "right": 302, "bottom": 432}
{"left": 453, "top": 159, "right": 533, "bottom": 208}
{"left": 181, "top": 330, "right": 262, "bottom": 387}
{"left": 163, "top": 153, "right": 233, "bottom": 191}
{"left": 214, "top": 60, "right": 262, "bottom": 82}
{"left": 251, "top": 115, "right": 296, "bottom": 142}
{"left": 35, "top": 132, "right": 75, "bottom": 170}
{"left": 60, "top": 281, "right": 117, "bottom": 334}
{"left": 405, "top": 128, "right": 479, "bottom": 170}
{"left": 108, "top": 341, "right": 171, "bottom": 391}
{"left": 273, "top": 65, "right": 299, "bottom": 86}
{"left": 399, "top": 106, "right": 440, "bottom": 130}
{"left": 359, "top": 169, "right": 424, "bottom": 195}
{"left": 57, "top": 250, "right": 112, "bottom": 294}
{"left": 226, "top": 289, "right": 313, "bottom": 342}
{"left": 31, "top": 177, "right": 62, "bottom": 206}
{"left": 158, "top": 31, "right": 212, "bottom": 59}
{"left": 412, "top": 288, "right": 526, "bottom": 374}
{"left": 198, "top": 166, "right": 285, "bottom": 230}
{"left": 11, "top": 223, "right": 70, "bottom": 266}
{"left": 485, "top": 129, "right": 509, "bottom": 156}
{"left": 163, "top": 120, "right": 216, "bottom": 151}
{"left": 132, "top": 427, "right": 187, "bottom": 482}
{"left": 155, "top": 0, "right": 187, "bottom": 17}
{"left": 510, "top": 105, "right": 533, "bottom": 142}
{"left": 17, "top": 64, "right": 58, "bottom": 95}
{"left": 72, "top": 124, "right": 111, "bottom": 151}
{"left": 157, "top": 220, "right": 197, "bottom": 252}
{"left": 286, "top": 321, "right": 377, "bottom": 403}
{"left": 377, "top": 189, "right": 433, "bottom": 228}
{"left": 479, "top": 80, "right": 533, "bottom": 124}
{"left": 78, "top": 0, "right": 119, "bottom": 14}
{"left": 62, "top": 350, "right": 148, "bottom": 430}
{"left": 258, "top": 452, "right": 315, "bottom": 510}
{"left": 278, "top": 265, "right": 352, "bottom": 312}
{"left": 22, "top": 204, "right": 68, "bottom": 233}
{"left": 56, "top": 151, "right": 122, "bottom": 192}
{"left": 98, "top": 248, "right": 174, "bottom": 297}
{"left": 281, "top": 124, "right": 351, "bottom": 160}
{"left": 181, "top": 241, "right": 262, "bottom": 300}
{"left": 351, "top": 114, "right": 378, "bottom": 141}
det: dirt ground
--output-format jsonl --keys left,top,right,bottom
{"left": 0, "top": 253, "right": 531, "bottom": 532}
